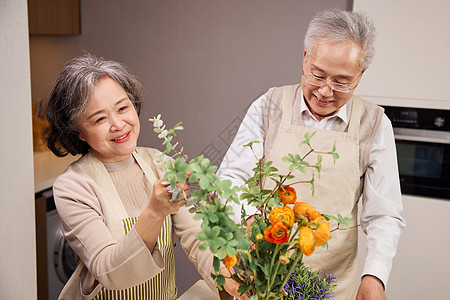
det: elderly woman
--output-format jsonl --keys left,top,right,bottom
{"left": 46, "top": 54, "right": 231, "bottom": 300}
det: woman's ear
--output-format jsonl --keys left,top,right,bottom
{"left": 79, "top": 131, "right": 86, "bottom": 142}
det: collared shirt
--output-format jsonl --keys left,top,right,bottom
{"left": 217, "top": 90, "right": 406, "bottom": 287}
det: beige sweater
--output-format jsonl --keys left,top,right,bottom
{"left": 53, "top": 147, "right": 217, "bottom": 299}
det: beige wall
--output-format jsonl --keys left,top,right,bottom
{"left": 29, "top": 0, "right": 351, "bottom": 294}
{"left": 0, "top": 0, "right": 37, "bottom": 299}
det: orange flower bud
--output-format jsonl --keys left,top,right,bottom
{"left": 222, "top": 254, "right": 237, "bottom": 270}
{"left": 264, "top": 222, "right": 290, "bottom": 244}
{"left": 269, "top": 206, "right": 295, "bottom": 228}
{"left": 299, "top": 226, "right": 315, "bottom": 256}
{"left": 278, "top": 186, "right": 297, "bottom": 205}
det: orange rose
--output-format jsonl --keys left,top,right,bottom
{"left": 278, "top": 186, "right": 297, "bottom": 205}
{"left": 269, "top": 206, "right": 295, "bottom": 228}
{"left": 222, "top": 254, "right": 237, "bottom": 270}
{"left": 264, "top": 222, "right": 290, "bottom": 244}
{"left": 298, "top": 226, "right": 315, "bottom": 256}
{"left": 307, "top": 207, "right": 322, "bottom": 221}
{"left": 293, "top": 202, "right": 312, "bottom": 219}
{"left": 293, "top": 202, "right": 322, "bottom": 222}
{"left": 313, "top": 220, "right": 330, "bottom": 247}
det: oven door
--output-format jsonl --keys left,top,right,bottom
{"left": 394, "top": 128, "right": 450, "bottom": 200}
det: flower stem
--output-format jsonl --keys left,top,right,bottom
{"left": 278, "top": 250, "right": 303, "bottom": 295}
{"left": 265, "top": 244, "right": 282, "bottom": 296}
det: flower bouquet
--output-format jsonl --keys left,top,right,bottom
{"left": 149, "top": 115, "right": 350, "bottom": 300}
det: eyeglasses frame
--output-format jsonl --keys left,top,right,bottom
{"left": 302, "top": 57, "right": 365, "bottom": 93}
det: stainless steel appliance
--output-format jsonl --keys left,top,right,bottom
{"left": 383, "top": 106, "right": 450, "bottom": 200}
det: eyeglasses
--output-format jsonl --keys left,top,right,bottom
{"left": 304, "top": 74, "right": 356, "bottom": 93}
{"left": 302, "top": 62, "right": 364, "bottom": 93}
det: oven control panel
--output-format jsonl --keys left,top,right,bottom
{"left": 383, "top": 106, "right": 450, "bottom": 131}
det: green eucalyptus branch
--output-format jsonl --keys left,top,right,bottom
{"left": 150, "top": 116, "right": 341, "bottom": 298}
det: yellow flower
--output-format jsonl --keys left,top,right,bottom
{"left": 222, "top": 254, "right": 237, "bottom": 270}
{"left": 269, "top": 206, "right": 295, "bottom": 228}
{"left": 299, "top": 226, "right": 315, "bottom": 256}
{"left": 255, "top": 233, "right": 264, "bottom": 242}
{"left": 313, "top": 220, "right": 330, "bottom": 247}
{"left": 278, "top": 186, "right": 297, "bottom": 205}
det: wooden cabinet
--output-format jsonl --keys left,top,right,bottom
{"left": 28, "top": 0, "right": 80, "bottom": 35}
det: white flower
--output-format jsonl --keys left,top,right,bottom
{"left": 162, "top": 135, "right": 173, "bottom": 145}
{"left": 154, "top": 119, "right": 163, "bottom": 128}
{"left": 154, "top": 124, "right": 165, "bottom": 134}
{"left": 149, "top": 114, "right": 163, "bottom": 128}
{"left": 158, "top": 130, "right": 168, "bottom": 139}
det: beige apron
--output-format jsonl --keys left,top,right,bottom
{"left": 264, "top": 86, "right": 362, "bottom": 299}
{"left": 60, "top": 148, "right": 176, "bottom": 300}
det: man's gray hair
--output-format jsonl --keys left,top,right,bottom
{"left": 304, "top": 8, "right": 376, "bottom": 70}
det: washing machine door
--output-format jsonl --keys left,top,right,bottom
{"left": 54, "top": 228, "right": 77, "bottom": 283}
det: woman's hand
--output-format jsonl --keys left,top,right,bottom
{"left": 135, "top": 178, "right": 189, "bottom": 251}
{"left": 148, "top": 178, "right": 189, "bottom": 217}
{"left": 219, "top": 267, "right": 251, "bottom": 300}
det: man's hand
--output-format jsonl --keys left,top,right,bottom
{"left": 356, "top": 275, "right": 386, "bottom": 300}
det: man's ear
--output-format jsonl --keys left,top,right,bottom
{"left": 302, "top": 49, "right": 307, "bottom": 65}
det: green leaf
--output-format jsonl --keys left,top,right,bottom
{"left": 243, "top": 140, "right": 261, "bottom": 149}
{"left": 213, "top": 256, "right": 220, "bottom": 273}
{"left": 198, "top": 241, "right": 208, "bottom": 251}
{"left": 199, "top": 177, "right": 209, "bottom": 189}
{"left": 217, "top": 247, "right": 227, "bottom": 259}
{"left": 216, "top": 274, "right": 226, "bottom": 286}
{"left": 209, "top": 214, "right": 219, "bottom": 223}
{"left": 210, "top": 226, "right": 220, "bottom": 238}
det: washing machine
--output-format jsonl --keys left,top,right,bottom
{"left": 46, "top": 197, "right": 76, "bottom": 300}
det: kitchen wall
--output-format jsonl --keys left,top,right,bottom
{"left": 0, "top": 1, "right": 36, "bottom": 299}
{"left": 29, "top": 0, "right": 352, "bottom": 294}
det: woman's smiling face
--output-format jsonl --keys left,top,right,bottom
{"left": 77, "top": 77, "right": 140, "bottom": 162}
{"left": 301, "top": 39, "right": 364, "bottom": 121}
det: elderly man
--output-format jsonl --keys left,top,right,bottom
{"left": 218, "top": 8, "right": 406, "bottom": 300}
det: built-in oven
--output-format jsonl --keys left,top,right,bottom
{"left": 383, "top": 106, "right": 450, "bottom": 200}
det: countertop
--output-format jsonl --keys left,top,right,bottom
{"left": 179, "top": 280, "right": 216, "bottom": 300}
{"left": 34, "top": 150, "right": 80, "bottom": 193}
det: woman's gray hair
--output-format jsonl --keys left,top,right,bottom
{"left": 45, "top": 53, "right": 143, "bottom": 157}
{"left": 304, "top": 8, "right": 376, "bottom": 71}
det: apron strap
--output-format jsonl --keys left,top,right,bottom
{"left": 347, "top": 95, "right": 364, "bottom": 139}
{"left": 78, "top": 152, "right": 129, "bottom": 241}
{"left": 77, "top": 148, "right": 160, "bottom": 241}
{"left": 281, "top": 85, "right": 295, "bottom": 127}
{"left": 133, "top": 148, "right": 160, "bottom": 184}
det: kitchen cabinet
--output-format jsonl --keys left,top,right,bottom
{"left": 353, "top": 0, "right": 450, "bottom": 109}
{"left": 28, "top": 0, "right": 80, "bottom": 35}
